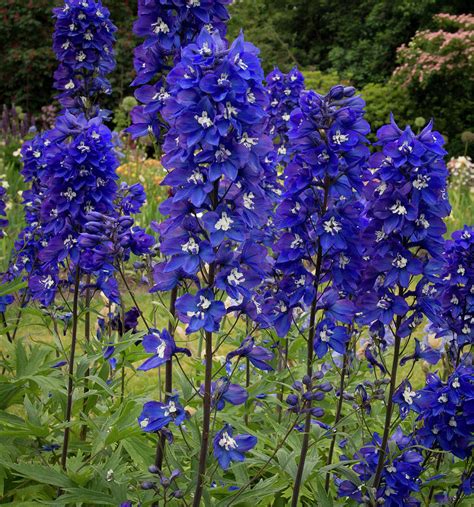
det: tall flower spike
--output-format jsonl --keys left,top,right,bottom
{"left": 267, "top": 84, "right": 370, "bottom": 507}
{"left": 356, "top": 115, "right": 451, "bottom": 492}
{"left": 265, "top": 66, "right": 305, "bottom": 165}
{"left": 433, "top": 226, "right": 474, "bottom": 357}
{"left": 52, "top": 0, "right": 117, "bottom": 113}
{"left": 150, "top": 28, "right": 276, "bottom": 506}
{"left": 128, "top": 0, "right": 232, "bottom": 141}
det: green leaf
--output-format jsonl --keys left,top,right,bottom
{"left": 53, "top": 487, "right": 117, "bottom": 505}
{"left": 0, "top": 278, "right": 27, "bottom": 297}
{"left": 0, "top": 461, "right": 74, "bottom": 488}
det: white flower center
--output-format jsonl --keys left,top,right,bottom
{"left": 198, "top": 295, "right": 211, "bottom": 310}
{"left": 332, "top": 130, "right": 349, "bottom": 145}
{"left": 41, "top": 275, "right": 55, "bottom": 289}
{"left": 377, "top": 296, "right": 391, "bottom": 310}
{"left": 62, "top": 187, "right": 77, "bottom": 201}
{"left": 63, "top": 235, "right": 77, "bottom": 249}
{"left": 195, "top": 111, "right": 213, "bottom": 128}
{"left": 413, "top": 175, "right": 430, "bottom": 190}
{"left": 390, "top": 200, "right": 407, "bottom": 215}
{"left": 243, "top": 192, "right": 255, "bottom": 210}
{"left": 152, "top": 18, "right": 170, "bottom": 34}
{"left": 227, "top": 268, "right": 245, "bottom": 286}
{"left": 216, "top": 145, "right": 231, "bottom": 162}
{"left": 339, "top": 253, "right": 350, "bottom": 269}
{"left": 156, "top": 340, "right": 166, "bottom": 358}
{"left": 402, "top": 387, "right": 416, "bottom": 405}
{"left": 181, "top": 237, "right": 199, "bottom": 255}
{"left": 392, "top": 254, "right": 408, "bottom": 269}
{"left": 215, "top": 212, "right": 233, "bottom": 231}
{"left": 164, "top": 401, "right": 177, "bottom": 416}
{"left": 290, "top": 234, "right": 303, "bottom": 249}
{"left": 199, "top": 41, "right": 212, "bottom": 56}
{"left": 239, "top": 132, "right": 258, "bottom": 149}
{"left": 187, "top": 170, "right": 204, "bottom": 184}
{"left": 140, "top": 417, "right": 149, "bottom": 428}
{"left": 219, "top": 431, "right": 238, "bottom": 451}
{"left": 217, "top": 73, "right": 229, "bottom": 86}
{"left": 323, "top": 216, "right": 342, "bottom": 235}
{"left": 319, "top": 326, "right": 332, "bottom": 343}
{"left": 416, "top": 214, "right": 430, "bottom": 229}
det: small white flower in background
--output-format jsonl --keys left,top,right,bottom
{"left": 448, "top": 156, "right": 474, "bottom": 191}
{"left": 13, "top": 148, "right": 22, "bottom": 157}
{"left": 106, "top": 469, "right": 114, "bottom": 482}
{"left": 1, "top": 181, "right": 9, "bottom": 189}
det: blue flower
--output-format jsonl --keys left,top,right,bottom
{"left": 213, "top": 423, "right": 257, "bottom": 470}
{"left": 138, "top": 328, "right": 191, "bottom": 371}
{"left": 206, "top": 377, "right": 248, "bottom": 411}
{"left": 393, "top": 380, "right": 417, "bottom": 420}
{"left": 226, "top": 336, "right": 274, "bottom": 371}
{"left": 175, "top": 289, "right": 226, "bottom": 334}
{"left": 313, "top": 319, "right": 349, "bottom": 358}
{"left": 52, "top": 0, "right": 117, "bottom": 112}
{"left": 138, "top": 395, "right": 186, "bottom": 433}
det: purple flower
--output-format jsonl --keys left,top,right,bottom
{"left": 138, "top": 395, "right": 186, "bottom": 432}
{"left": 205, "top": 377, "right": 248, "bottom": 411}
{"left": 226, "top": 337, "right": 274, "bottom": 371}
{"left": 138, "top": 328, "right": 191, "bottom": 370}
{"left": 313, "top": 319, "right": 349, "bottom": 358}
{"left": 175, "top": 289, "right": 226, "bottom": 334}
{"left": 213, "top": 423, "right": 256, "bottom": 470}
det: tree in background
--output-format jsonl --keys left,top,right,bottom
{"left": 392, "top": 12, "right": 474, "bottom": 155}
{"left": 0, "top": 0, "right": 137, "bottom": 113}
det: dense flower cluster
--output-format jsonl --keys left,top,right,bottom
{"left": 413, "top": 365, "right": 474, "bottom": 458}
{"left": 9, "top": 0, "right": 122, "bottom": 307}
{"left": 152, "top": 28, "right": 276, "bottom": 321}
{"left": 265, "top": 66, "right": 305, "bottom": 164}
{"left": 265, "top": 85, "right": 370, "bottom": 338}
{"left": 52, "top": 0, "right": 117, "bottom": 112}
{"left": 358, "top": 116, "right": 451, "bottom": 349}
{"left": 337, "top": 429, "right": 424, "bottom": 506}
{"left": 435, "top": 226, "right": 474, "bottom": 353}
{"left": 129, "top": 0, "right": 232, "bottom": 141}
{"left": 79, "top": 182, "right": 154, "bottom": 301}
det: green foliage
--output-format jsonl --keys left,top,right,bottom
{"left": 114, "top": 96, "right": 138, "bottom": 133}
{"left": 360, "top": 82, "right": 412, "bottom": 133}
{"left": 229, "top": 0, "right": 471, "bottom": 84}
{"left": 0, "top": 0, "right": 137, "bottom": 114}
{"left": 302, "top": 70, "right": 346, "bottom": 95}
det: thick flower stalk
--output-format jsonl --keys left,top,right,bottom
{"left": 357, "top": 115, "right": 451, "bottom": 494}
{"left": 147, "top": 28, "right": 276, "bottom": 505}
{"left": 266, "top": 85, "right": 370, "bottom": 507}
{"left": 11, "top": 0, "right": 120, "bottom": 473}
{"left": 128, "top": 0, "right": 232, "bottom": 142}
{"left": 265, "top": 66, "right": 305, "bottom": 165}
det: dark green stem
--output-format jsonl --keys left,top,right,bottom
{"left": 155, "top": 286, "right": 178, "bottom": 471}
{"left": 372, "top": 314, "right": 403, "bottom": 491}
{"left": 60, "top": 267, "right": 81, "bottom": 472}
{"left": 192, "top": 263, "right": 216, "bottom": 507}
